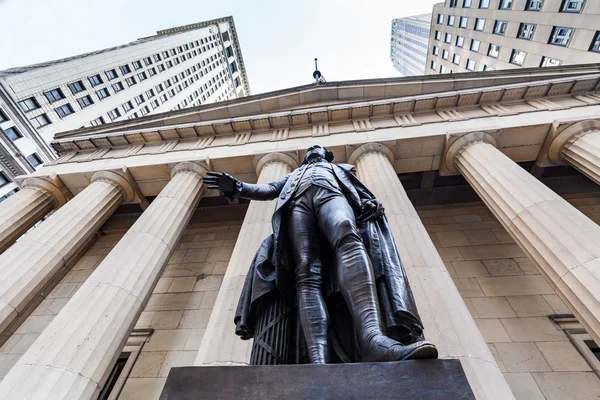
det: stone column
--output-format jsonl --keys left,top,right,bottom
{"left": 194, "top": 153, "right": 297, "bottom": 366}
{"left": 348, "top": 143, "right": 514, "bottom": 400}
{"left": 0, "top": 170, "right": 133, "bottom": 344}
{"left": 0, "top": 162, "right": 207, "bottom": 399}
{"left": 547, "top": 120, "right": 600, "bottom": 185}
{"left": 0, "top": 174, "right": 71, "bottom": 253}
{"left": 446, "top": 132, "right": 600, "bottom": 347}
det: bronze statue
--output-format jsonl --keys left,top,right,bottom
{"left": 204, "top": 145, "right": 437, "bottom": 364}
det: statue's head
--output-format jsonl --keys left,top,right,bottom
{"left": 302, "top": 144, "right": 334, "bottom": 164}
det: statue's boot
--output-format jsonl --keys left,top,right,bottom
{"left": 333, "top": 232, "right": 437, "bottom": 363}
{"left": 360, "top": 334, "right": 438, "bottom": 362}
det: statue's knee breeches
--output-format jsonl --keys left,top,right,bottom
{"left": 295, "top": 263, "right": 323, "bottom": 290}
{"left": 324, "top": 216, "right": 365, "bottom": 256}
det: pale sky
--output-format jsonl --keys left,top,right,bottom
{"left": 0, "top": 0, "right": 441, "bottom": 94}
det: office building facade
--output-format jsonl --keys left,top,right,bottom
{"left": 426, "top": 0, "right": 600, "bottom": 74}
{"left": 390, "top": 14, "right": 432, "bottom": 76}
{"left": 0, "top": 84, "right": 56, "bottom": 201}
{"left": 0, "top": 16, "right": 250, "bottom": 200}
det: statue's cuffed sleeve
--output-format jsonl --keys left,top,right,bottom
{"left": 238, "top": 175, "right": 289, "bottom": 201}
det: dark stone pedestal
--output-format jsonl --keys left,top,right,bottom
{"left": 160, "top": 360, "right": 475, "bottom": 400}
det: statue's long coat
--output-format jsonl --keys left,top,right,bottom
{"left": 234, "top": 163, "right": 424, "bottom": 361}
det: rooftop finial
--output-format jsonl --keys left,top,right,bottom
{"left": 313, "top": 58, "right": 326, "bottom": 84}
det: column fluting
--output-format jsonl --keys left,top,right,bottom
{"left": 0, "top": 162, "right": 206, "bottom": 399}
{"left": 548, "top": 122, "right": 600, "bottom": 185}
{"left": 448, "top": 132, "right": 600, "bottom": 348}
{"left": 194, "top": 153, "right": 297, "bottom": 366}
{"left": 0, "top": 171, "right": 131, "bottom": 345}
{"left": 0, "top": 175, "right": 70, "bottom": 253}
{"left": 349, "top": 143, "right": 514, "bottom": 400}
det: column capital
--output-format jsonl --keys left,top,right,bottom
{"left": 547, "top": 119, "right": 600, "bottom": 164}
{"left": 91, "top": 168, "right": 138, "bottom": 203}
{"left": 21, "top": 174, "right": 72, "bottom": 208}
{"left": 347, "top": 143, "right": 394, "bottom": 165}
{"left": 254, "top": 152, "right": 299, "bottom": 176}
{"left": 444, "top": 132, "right": 497, "bottom": 174}
{"left": 170, "top": 160, "right": 210, "bottom": 178}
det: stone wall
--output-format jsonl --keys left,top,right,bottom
{"left": 0, "top": 211, "right": 241, "bottom": 400}
{"left": 2, "top": 193, "right": 600, "bottom": 399}
{"left": 120, "top": 218, "right": 239, "bottom": 398}
{"left": 0, "top": 235, "right": 113, "bottom": 379}
{"left": 417, "top": 194, "right": 600, "bottom": 400}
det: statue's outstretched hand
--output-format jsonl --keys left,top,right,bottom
{"left": 203, "top": 171, "right": 240, "bottom": 199}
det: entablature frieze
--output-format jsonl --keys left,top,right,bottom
{"left": 49, "top": 74, "right": 600, "bottom": 158}
{"left": 18, "top": 70, "right": 600, "bottom": 201}
{"left": 20, "top": 110, "right": 600, "bottom": 201}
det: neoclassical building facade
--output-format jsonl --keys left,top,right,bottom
{"left": 1, "top": 63, "right": 600, "bottom": 399}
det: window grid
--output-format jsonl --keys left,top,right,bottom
{"left": 30, "top": 114, "right": 51, "bottom": 128}
{"left": 549, "top": 26, "right": 573, "bottom": 46}
{"left": 105, "top": 69, "right": 118, "bottom": 80}
{"left": 112, "top": 82, "right": 124, "bottom": 93}
{"left": 488, "top": 43, "right": 501, "bottom": 58}
{"left": 4, "top": 127, "right": 22, "bottom": 141}
{"left": 493, "top": 20, "right": 507, "bottom": 35}
{"left": 89, "top": 75, "right": 103, "bottom": 87}
{"left": 68, "top": 81, "right": 85, "bottom": 95}
{"left": 475, "top": 18, "right": 485, "bottom": 31}
{"left": 108, "top": 108, "right": 121, "bottom": 121}
{"left": 55, "top": 103, "right": 74, "bottom": 119}
{"left": 77, "top": 95, "right": 94, "bottom": 109}
{"left": 525, "top": 0, "right": 543, "bottom": 10}
{"left": 26, "top": 154, "right": 42, "bottom": 168}
{"left": 122, "top": 101, "right": 134, "bottom": 113}
{"left": 560, "top": 0, "right": 584, "bottom": 13}
{"left": 590, "top": 31, "right": 600, "bottom": 52}
{"left": 540, "top": 56, "right": 561, "bottom": 67}
{"left": 510, "top": 49, "right": 527, "bottom": 65}
{"left": 44, "top": 88, "right": 65, "bottom": 103}
{"left": 91, "top": 117, "right": 105, "bottom": 126}
{"left": 96, "top": 88, "right": 110, "bottom": 100}
{"left": 517, "top": 23, "right": 536, "bottom": 40}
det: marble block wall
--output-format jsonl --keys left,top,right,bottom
{"left": 418, "top": 194, "right": 600, "bottom": 400}
{"left": 2, "top": 193, "right": 600, "bottom": 399}
{"left": 120, "top": 219, "right": 239, "bottom": 399}
{"left": 0, "top": 211, "right": 241, "bottom": 400}
{"left": 0, "top": 237, "right": 113, "bottom": 379}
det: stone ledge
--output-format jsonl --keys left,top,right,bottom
{"left": 160, "top": 359, "right": 474, "bottom": 400}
